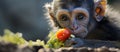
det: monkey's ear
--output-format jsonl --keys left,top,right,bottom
{"left": 94, "top": 0, "right": 107, "bottom": 22}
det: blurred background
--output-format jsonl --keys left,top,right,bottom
{"left": 0, "top": 0, "right": 120, "bottom": 41}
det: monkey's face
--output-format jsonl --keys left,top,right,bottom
{"left": 50, "top": 0, "right": 93, "bottom": 38}
{"left": 46, "top": 0, "right": 103, "bottom": 38}
{"left": 56, "top": 7, "right": 90, "bottom": 38}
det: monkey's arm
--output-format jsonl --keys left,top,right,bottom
{"left": 64, "top": 38, "right": 84, "bottom": 48}
{"left": 65, "top": 38, "right": 120, "bottom": 48}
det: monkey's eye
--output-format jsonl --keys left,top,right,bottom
{"left": 60, "top": 14, "right": 69, "bottom": 21}
{"left": 76, "top": 13, "right": 85, "bottom": 20}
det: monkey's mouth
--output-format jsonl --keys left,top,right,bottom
{"left": 71, "top": 30, "right": 88, "bottom": 38}
{"left": 74, "top": 33, "right": 88, "bottom": 38}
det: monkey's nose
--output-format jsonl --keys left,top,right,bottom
{"left": 71, "top": 25, "right": 78, "bottom": 30}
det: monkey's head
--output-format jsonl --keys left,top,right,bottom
{"left": 45, "top": 0, "right": 107, "bottom": 38}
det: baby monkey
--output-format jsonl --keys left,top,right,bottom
{"left": 45, "top": 0, "right": 120, "bottom": 47}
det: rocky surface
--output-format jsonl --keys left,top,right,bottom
{"left": 39, "top": 47, "right": 120, "bottom": 52}
{"left": 0, "top": 40, "right": 120, "bottom": 52}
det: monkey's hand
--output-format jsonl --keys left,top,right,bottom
{"left": 64, "top": 38, "right": 84, "bottom": 48}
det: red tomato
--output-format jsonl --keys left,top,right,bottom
{"left": 56, "top": 28, "right": 71, "bottom": 42}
